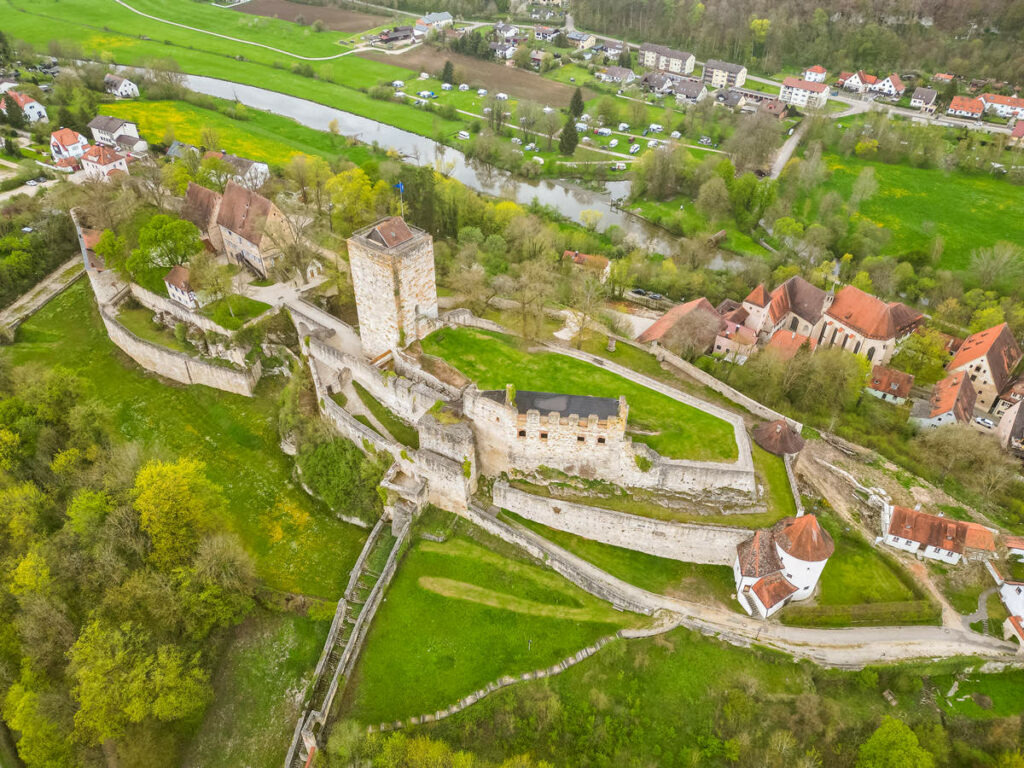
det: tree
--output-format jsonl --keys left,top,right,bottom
{"left": 133, "top": 458, "right": 224, "bottom": 571}
{"left": 441, "top": 60, "right": 455, "bottom": 84}
{"left": 516, "top": 100, "right": 541, "bottom": 141}
{"left": 969, "top": 241, "right": 1024, "bottom": 290}
{"left": 597, "top": 96, "right": 619, "bottom": 126}
{"left": 724, "top": 110, "right": 782, "bottom": 171}
{"left": 969, "top": 305, "right": 1005, "bottom": 333}
{"left": 662, "top": 307, "right": 721, "bottom": 360}
{"left": 857, "top": 718, "right": 934, "bottom": 768}
{"left": 569, "top": 86, "right": 585, "bottom": 118}
{"left": 2, "top": 94, "right": 26, "bottom": 130}
{"left": 618, "top": 47, "right": 632, "bottom": 68}
{"left": 889, "top": 329, "right": 948, "bottom": 384}
{"left": 127, "top": 215, "right": 202, "bottom": 275}
{"left": 567, "top": 274, "right": 607, "bottom": 349}
{"left": 850, "top": 167, "right": 879, "bottom": 207}
{"left": 696, "top": 176, "right": 730, "bottom": 223}
{"left": 93, "top": 229, "right": 129, "bottom": 277}
{"left": 851, "top": 270, "right": 875, "bottom": 294}
{"left": 540, "top": 109, "right": 562, "bottom": 151}
{"left": 558, "top": 116, "right": 578, "bottom": 156}
{"left": 188, "top": 249, "right": 235, "bottom": 315}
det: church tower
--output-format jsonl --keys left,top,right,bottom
{"left": 347, "top": 217, "right": 438, "bottom": 359}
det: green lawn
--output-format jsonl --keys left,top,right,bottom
{"left": 933, "top": 667, "right": 1024, "bottom": 719}
{"left": 503, "top": 510, "right": 737, "bottom": 603}
{"left": 118, "top": 305, "right": 191, "bottom": 353}
{"left": 339, "top": 529, "right": 639, "bottom": 725}
{"left": 352, "top": 381, "right": 419, "bottom": 448}
{"left": 4, "top": 281, "right": 365, "bottom": 598}
{"left": 751, "top": 443, "right": 798, "bottom": 519}
{"left": 629, "top": 196, "right": 769, "bottom": 258}
{"left": 185, "top": 610, "right": 330, "bottom": 768}
{"left": 104, "top": 99, "right": 380, "bottom": 168}
{"left": 813, "top": 151, "right": 1024, "bottom": 270}
{"left": 201, "top": 294, "right": 272, "bottom": 331}
{"left": 420, "top": 327, "right": 737, "bottom": 462}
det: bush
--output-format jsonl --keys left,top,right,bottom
{"left": 296, "top": 438, "right": 391, "bottom": 524}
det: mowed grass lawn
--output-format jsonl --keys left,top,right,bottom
{"left": 420, "top": 328, "right": 738, "bottom": 461}
{"left": 503, "top": 510, "right": 738, "bottom": 604}
{"left": 817, "top": 152, "right": 1024, "bottom": 270}
{"left": 104, "top": 100, "right": 379, "bottom": 169}
{"left": 4, "top": 281, "right": 365, "bottom": 598}
{"left": 340, "top": 532, "right": 639, "bottom": 725}
{"left": 185, "top": 610, "right": 330, "bottom": 768}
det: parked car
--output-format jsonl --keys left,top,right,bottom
{"left": 629, "top": 144, "right": 641, "bottom": 154}
{"left": 524, "top": 142, "right": 536, "bottom": 151}
{"left": 25, "top": 179, "right": 37, "bottom": 186}
{"left": 418, "top": 90, "right": 435, "bottom": 98}
{"left": 630, "top": 288, "right": 647, "bottom": 296}
{"left": 457, "top": 130, "right": 471, "bottom": 140}
{"left": 975, "top": 417, "right": 996, "bottom": 429}
{"left": 647, "top": 139, "right": 659, "bottom": 148}
{"left": 611, "top": 162, "right": 627, "bottom": 170}
{"left": 698, "top": 135, "right": 712, "bottom": 145}
{"left": 419, "top": 72, "right": 429, "bottom": 79}
{"left": 608, "top": 139, "right": 618, "bottom": 147}
{"left": 649, "top": 293, "right": 663, "bottom": 300}
{"left": 649, "top": 123, "right": 663, "bottom": 132}
{"left": 642, "top": 127, "right": 650, "bottom": 136}
{"left": 618, "top": 122, "right": 630, "bottom": 131}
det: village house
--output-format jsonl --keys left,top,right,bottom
{"left": 932, "top": 72, "right": 954, "bottom": 84}
{"left": 182, "top": 182, "right": 224, "bottom": 254}
{"left": 600, "top": 40, "right": 624, "bottom": 59}
{"left": 1, "top": 90, "right": 48, "bottom": 122}
{"left": 993, "top": 567, "right": 1024, "bottom": 645}
{"left": 562, "top": 250, "right": 611, "bottom": 282}
{"left": 80, "top": 144, "right": 129, "bottom": 180}
{"left": 994, "top": 376, "right": 1024, "bottom": 418}
{"left": 49, "top": 127, "right": 88, "bottom": 164}
{"left": 163, "top": 265, "right": 203, "bottom": 310}
{"left": 767, "top": 329, "right": 816, "bottom": 361}
{"left": 910, "top": 87, "right": 938, "bottom": 112}
{"left": 702, "top": 59, "right": 747, "bottom": 89}
{"left": 1007, "top": 536, "right": 1024, "bottom": 561}
{"left": 779, "top": 77, "right": 829, "bottom": 109}
{"left": 637, "top": 297, "right": 718, "bottom": 345}
{"left": 204, "top": 150, "right": 270, "bottom": 189}
{"left": 837, "top": 70, "right": 878, "bottom": 93}
{"left": 946, "top": 323, "right": 1022, "bottom": 413}
{"left": 378, "top": 26, "right": 415, "bottom": 45}
{"left": 741, "top": 277, "right": 827, "bottom": 341}
{"left": 566, "top": 30, "right": 596, "bottom": 50}
{"left": 910, "top": 372, "right": 976, "bottom": 428}
{"left": 870, "top": 73, "right": 905, "bottom": 97}
{"left": 881, "top": 504, "right": 996, "bottom": 564}
{"left": 598, "top": 66, "right": 636, "bottom": 84}
{"left": 714, "top": 89, "right": 746, "bottom": 109}
{"left": 713, "top": 320, "right": 757, "bottom": 361}
{"left": 1010, "top": 121, "right": 1024, "bottom": 147}
{"left": 417, "top": 11, "right": 453, "bottom": 29}
{"left": 490, "top": 42, "right": 517, "bottom": 60}
{"left": 534, "top": 26, "right": 560, "bottom": 42}
{"left": 865, "top": 365, "right": 914, "bottom": 404}
{"left": 638, "top": 296, "right": 755, "bottom": 361}
{"left": 638, "top": 43, "right": 695, "bottom": 75}
{"left": 802, "top": 65, "right": 827, "bottom": 83}
{"left": 947, "top": 95, "right": 984, "bottom": 118}
{"left": 818, "top": 285, "right": 923, "bottom": 364}
{"left": 494, "top": 23, "right": 519, "bottom": 40}
{"left": 672, "top": 78, "right": 708, "bottom": 104}
{"left": 87, "top": 115, "right": 139, "bottom": 147}
{"left": 979, "top": 93, "right": 1024, "bottom": 120}
{"left": 734, "top": 515, "right": 834, "bottom": 619}
{"left": 103, "top": 73, "right": 139, "bottom": 98}
{"left": 996, "top": 400, "right": 1024, "bottom": 457}
{"left": 216, "top": 180, "right": 286, "bottom": 278}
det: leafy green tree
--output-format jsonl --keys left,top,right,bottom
{"left": 889, "top": 329, "right": 948, "bottom": 384}
{"left": 2, "top": 681, "right": 76, "bottom": 768}
{"left": 127, "top": 215, "right": 202, "bottom": 276}
{"left": 133, "top": 458, "right": 224, "bottom": 571}
{"left": 2, "top": 94, "right": 26, "bottom": 129}
{"left": 856, "top": 717, "right": 934, "bottom": 768}
{"left": 851, "top": 271, "right": 874, "bottom": 294}
{"left": 558, "top": 116, "right": 579, "bottom": 155}
{"left": 441, "top": 60, "right": 455, "bottom": 84}
{"left": 569, "top": 86, "right": 585, "bottom": 118}
{"left": 92, "top": 229, "right": 129, "bottom": 277}
{"left": 65, "top": 489, "right": 113, "bottom": 539}
{"left": 969, "top": 305, "right": 1005, "bottom": 333}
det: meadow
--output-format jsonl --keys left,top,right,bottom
{"left": 339, "top": 528, "right": 639, "bottom": 725}
{"left": 4, "top": 281, "right": 366, "bottom": 598}
{"left": 420, "top": 327, "right": 739, "bottom": 461}
{"left": 813, "top": 151, "right": 1024, "bottom": 270}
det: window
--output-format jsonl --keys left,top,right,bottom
{"left": 518, "top": 430, "right": 526, "bottom": 438}
{"left": 597, "top": 437, "right": 606, "bottom": 444}
{"left": 540, "top": 432, "right": 548, "bottom": 440}
{"left": 577, "top": 435, "right": 585, "bottom": 443}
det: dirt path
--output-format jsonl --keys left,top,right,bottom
{"left": 0, "top": 257, "right": 83, "bottom": 336}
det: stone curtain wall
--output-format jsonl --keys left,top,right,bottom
{"left": 130, "top": 283, "right": 236, "bottom": 336}
{"left": 99, "top": 308, "right": 261, "bottom": 396}
{"left": 493, "top": 481, "right": 749, "bottom": 564}
{"left": 288, "top": 299, "right": 364, "bottom": 356}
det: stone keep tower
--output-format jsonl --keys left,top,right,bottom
{"left": 347, "top": 216, "right": 438, "bottom": 359}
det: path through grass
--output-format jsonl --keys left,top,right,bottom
{"left": 421, "top": 327, "right": 737, "bottom": 461}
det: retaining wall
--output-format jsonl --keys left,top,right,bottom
{"left": 100, "top": 308, "right": 261, "bottom": 396}
{"left": 130, "top": 283, "right": 237, "bottom": 336}
{"left": 494, "top": 481, "right": 749, "bottom": 565}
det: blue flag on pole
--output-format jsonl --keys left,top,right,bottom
{"left": 394, "top": 181, "right": 405, "bottom": 193}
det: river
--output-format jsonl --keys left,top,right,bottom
{"left": 182, "top": 74, "right": 743, "bottom": 268}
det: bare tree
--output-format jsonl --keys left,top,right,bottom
{"left": 568, "top": 274, "right": 607, "bottom": 349}
{"left": 661, "top": 308, "right": 721, "bottom": 360}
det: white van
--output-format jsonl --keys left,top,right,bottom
{"left": 618, "top": 122, "right": 630, "bottom": 131}
{"left": 459, "top": 83, "right": 470, "bottom": 91}
{"left": 596, "top": 127, "right": 612, "bottom": 136}
{"left": 629, "top": 144, "right": 641, "bottom": 155}
{"left": 608, "top": 139, "right": 618, "bottom": 147}
{"left": 477, "top": 88, "right": 488, "bottom": 96}
{"left": 649, "top": 123, "right": 663, "bottom": 133}
{"left": 457, "top": 130, "right": 471, "bottom": 140}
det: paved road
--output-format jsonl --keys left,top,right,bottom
{"left": 0, "top": 179, "right": 57, "bottom": 205}
{"left": 770, "top": 122, "right": 806, "bottom": 178}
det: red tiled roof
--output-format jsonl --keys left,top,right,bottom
{"left": 3, "top": 90, "right": 37, "bottom": 109}
{"left": 933, "top": 73, "right": 954, "bottom": 81}
{"left": 637, "top": 297, "right": 717, "bottom": 343}
{"left": 51, "top": 127, "right": 85, "bottom": 148}
{"left": 767, "top": 329, "right": 816, "bottom": 361}
{"left": 1012, "top": 122, "right": 1024, "bottom": 139}
{"left": 752, "top": 572, "right": 798, "bottom": 609}
{"left": 868, "top": 364, "right": 914, "bottom": 399}
{"left": 562, "top": 250, "right": 609, "bottom": 271}
{"left": 164, "top": 265, "right": 192, "bottom": 292}
{"left": 81, "top": 144, "right": 125, "bottom": 166}
{"left": 744, "top": 284, "right": 770, "bottom": 307}
{"left": 736, "top": 529, "right": 783, "bottom": 578}
{"left": 782, "top": 76, "right": 828, "bottom": 93}
{"left": 825, "top": 285, "right": 922, "bottom": 340}
{"left": 888, "top": 506, "right": 996, "bottom": 554}
{"left": 948, "top": 323, "right": 1022, "bottom": 394}
{"left": 886, "top": 73, "right": 905, "bottom": 92}
{"left": 805, "top": 65, "right": 826, "bottom": 74}
{"left": 718, "top": 320, "right": 756, "bottom": 346}
{"left": 1010, "top": 615, "right": 1024, "bottom": 642}
{"left": 926, "top": 372, "right": 976, "bottom": 420}
{"left": 949, "top": 96, "right": 984, "bottom": 115}
{"left": 217, "top": 180, "right": 276, "bottom": 246}
{"left": 774, "top": 515, "right": 834, "bottom": 562}
{"left": 837, "top": 71, "right": 854, "bottom": 83}
{"left": 854, "top": 70, "right": 878, "bottom": 85}
{"left": 980, "top": 93, "right": 1024, "bottom": 109}
{"left": 81, "top": 228, "right": 103, "bottom": 251}
{"left": 1005, "top": 535, "right": 1024, "bottom": 550}
{"left": 367, "top": 216, "right": 415, "bottom": 248}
